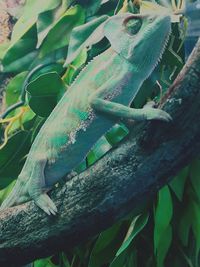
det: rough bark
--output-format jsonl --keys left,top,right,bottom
{"left": 0, "top": 38, "right": 200, "bottom": 266}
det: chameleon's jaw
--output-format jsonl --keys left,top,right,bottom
{"left": 152, "top": 25, "right": 171, "bottom": 69}
{"left": 129, "top": 14, "right": 171, "bottom": 77}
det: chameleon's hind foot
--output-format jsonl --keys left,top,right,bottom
{"left": 34, "top": 193, "right": 58, "bottom": 215}
{"left": 142, "top": 107, "right": 172, "bottom": 122}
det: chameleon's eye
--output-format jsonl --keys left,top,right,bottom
{"left": 125, "top": 18, "right": 142, "bottom": 35}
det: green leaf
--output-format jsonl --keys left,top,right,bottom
{"left": 63, "top": 49, "right": 87, "bottom": 86}
{"left": 9, "top": 109, "right": 36, "bottom": 133}
{"left": 64, "top": 15, "right": 108, "bottom": 65}
{"left": 116, "top": 212, "right": 149, "bottom": 257}
{"left": 2, "top": 25, "right": 38, "bottom": 73}
{"left": 169, "top": 166, "right": 189, "bottom": 201}
{"left": 31, "top": 117, "right": 46, "bottom": 143}
{"left": 156, "top": 225, "right": 172, "bottom": 267}
{"left": 26, "top": 72, "right": 66, "bottom": 117}
{"left": 178, "top": 202, "right": 192, "bottom": 247}
{"left": 0, "top": 131, "right": 31, "bottom": 189}
{"left": 11, "top": 0, "right": 61, "bottom": 43}
{"left": 0, "top": 180, "right": 15, "bottom": 204}
{"left": 110, "top": 248, "right": 137, "bottom": 267}
{"left": 2, "top": 51, "right": 38, "bottom": 73}
{"left": 37, "top": 10, "right": 56, "bottom": 47}
{"left": 106, "top": 124, "right": 129, "bottom": 146}
{"left": 154, "top": 186, "right": 173, "bottom": 254}
{"left": 189, "top": 159, "right": 200, "bottom": 202}
{"left": 178, "top": 204, "right": 193, "bottom": 247}
{"left": 87, "top": 135, "right": 112, "bottom": 166}
{"left": 88, "top": 222, "right": 125, "bottom": 267}
{"left": 80, "top": 0, "right": 102, "bottom": 17}
{"left": 75, "top": 160, "right": 87, "bottom": 173}
{"left": 0, "top": 42, "right": 10, "bottom": 60}
{"left": 5, "top": 72, "right": 28, "bottom": 107}
{"left": 60, "top": 252, "right": 71, "bottom": 267}
{"left": 39, "top": 5, "right": 85, "bottom": 57}
{"left": 191, "top": 200, "right": 200, "bottom": 255}
{"left": 34, "top": 257, "right": 57, "bottom": 267}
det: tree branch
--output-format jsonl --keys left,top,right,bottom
{"left": 0, "top": 38, "right": 200, "bottom": 266}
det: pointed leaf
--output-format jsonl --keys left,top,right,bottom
{"left": 116, "top": 212, "right": 149, "bottom": 257}
{"left": 156, "top": 225, "right": 172, "bottom": 267}
{"left": 110, "top": 248, "right": 137, "bottom": 267}
{"left": 189, "top": 159, "right": 200, "bottom": 202}
{"left": 39, "top": 5, "right": 85, "bottom": 57}
{"left": 64, "top": 15, "right": 109, "bottom": 66}
{"left": 178, "top": 203, "right": 192, "bottom": 247}
{"left": 88, "top": 222, "right": 125, "bottom": 267}
{"left": 154, "top": 186, "right": 173, "bottom": 254}
{"left": 2, "top": 25, "right": 37, "bottom": 73}
{"left": 11, "top": 0, "right": 61, "bottom": 43}
{"left": 169, "top": 166, "right": 189, "bottom": 201}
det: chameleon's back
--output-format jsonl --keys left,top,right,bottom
{"left": 19, "top": 13, "right": 171, "bottom": 187}
{"left": 30, "top": 48, "right": 135, "bottom": 186}
{"left": 0, "top": 13, "right": 171, "bottom": 214}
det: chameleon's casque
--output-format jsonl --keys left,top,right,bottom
{"left": 0, "top": 13, "right": 172, "bottom": 215}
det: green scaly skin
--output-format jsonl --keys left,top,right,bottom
{"left": 0, "top": 13, "right": 172, "bottom": 215}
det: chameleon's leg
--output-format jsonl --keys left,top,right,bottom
{"left": 28, "top": 159, "right": 58, "bottom": 215}
{"left": 90, "top": 98, "right": 172, "bottom": 122}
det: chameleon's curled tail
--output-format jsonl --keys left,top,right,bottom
{"left": 0, "top": 178, "right": 28, "bottom": 211}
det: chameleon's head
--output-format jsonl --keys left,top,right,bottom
{"left": 104, "top": 13, "right": 171, "bottom": 76}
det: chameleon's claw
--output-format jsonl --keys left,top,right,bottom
{"left": 143, "top": 107, "right": 172, "bottom": 122}
{"left": 34, "top": 193, "right": 58, "bottom": 215}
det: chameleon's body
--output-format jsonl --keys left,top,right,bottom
{"left": 0, "top": 13, "right": 171, "bottom": 215}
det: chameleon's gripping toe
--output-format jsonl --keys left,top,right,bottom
{"left": 33, "top": 193, "right": 58, "bottom": 215}
{"left": 143, "top": 107, "right": 172, "bottom": 122}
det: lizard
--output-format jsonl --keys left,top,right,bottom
{"left": 0, "top": 12, "right": 172, "bottom": 215}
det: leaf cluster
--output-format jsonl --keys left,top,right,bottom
{"left": 0, "top": 0, "right": 199, "bottom": 266}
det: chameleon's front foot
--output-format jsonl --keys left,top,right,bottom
{"left": 33, "top": 193, "right": 58, "bottom": 215}
{"left": 142, "top": 107, "right": 172, "bottom": 122}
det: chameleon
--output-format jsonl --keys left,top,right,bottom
{"left": 0, "top": 12, "right": 172, "bottom": 215}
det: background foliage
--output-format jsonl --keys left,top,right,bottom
{"left": 0, "top": 0, "right": 199, "bottom": 266}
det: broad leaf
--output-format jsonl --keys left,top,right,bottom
{"left": 0, "top": 42, "right": 10, "bottom": 60}
{"left": 0, "top": 131, "right": 32, "bottom": 188}
{"left": 39, "top": 5, "right": 85, "bottom": 57}
{"left": 26, "top": 72, "right": 66, "bottom": 117}
{"left": 5, "top": 72, "right": 28, "bottom": 107}
{"left": 11, "top": 0, "right": 61, "bottom": 43}
{"left": 64, "top": 15, "right": 109, "bottom": 66}
{"left": 2, "top": 25, "right": 38, "bottom": 73}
